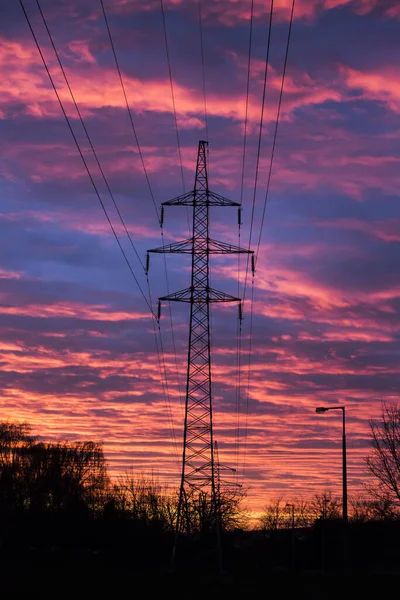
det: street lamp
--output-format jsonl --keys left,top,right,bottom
{"left": 322, "top": 497, "right": 330, "bottom": 520}
{"left": 315, "top": 406, "right": 348, "bottom": 523}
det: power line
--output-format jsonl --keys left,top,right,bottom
{"left": 101, "top": 0, "right": 185, "bottom": 463}
{"left": 35, "top": 0, "right": 146, "bottom": 273}
{"left": 101, "top": 0, "right": 185, "bottom": 435}
{"left": 198, "top": 0, "right": 209, "bottom": 142}
{"left": 100, "top": 0, "right": 184, "bottom": 433}
{"left": 142, "top": 0, "right": 188, "bottom": 416}
{"left": 239, "top": 0, "right": 254, "bottom": 208}
{"left": 238, "top": 0, "right": 274, "bottom": 475}
{"left": 157, "top": 320, "right": 180, "bottom": 461}
{"left": 243, "top": 0, "right": 274, "bottom": 302}
{"left": 99, "top": 0, "right": 160, "bottom": 224}
{"left": 234, "top": 305, "right": 243, "bottom": 477}
{"left": 235, "top": 0, "right": 255, "bottom": 478}
{"left": 159, "top": 231, "right": 185, "bottom": 415}
{"left": 241, "top": 0, "right": 296, "bottom": 480}
{"left": 241, "top": 274, "right": 255, "bottom": 481}
{"left": 159, "top": 0, "right": 191, "bottom": 236}
{"left": 255, "top": 0, "right": 296, "bottom": 266}
{"left": 160, "top": 0, "right": 186, "bottom": 193}
{"left": 19, "top": 0, "right": 155, "bottom": 318}
{"left": 147, "top": 279, "right": 180, "bottom": 464}
{"left": 29, "top": 0, "right": 180, "bottom": 462}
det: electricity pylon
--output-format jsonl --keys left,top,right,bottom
{"left": 147, "top": 141, "right": 253, "bottom": 560}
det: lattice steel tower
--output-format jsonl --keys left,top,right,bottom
{"left": 148, "top": 141, "right": 253, "bottom": 539}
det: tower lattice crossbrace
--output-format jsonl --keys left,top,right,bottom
{"left": 148, "top": 141, "right": 253, "bottom": 535}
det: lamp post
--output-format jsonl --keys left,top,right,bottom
{"left": 322, "top": 497, "right": 330, "bottom": 521}
{"left": 315, "top": 406, "right": 348, "bottom": 523}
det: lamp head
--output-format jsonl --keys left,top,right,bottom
{"left": 316, "top": 407, "right": 328, "bottom": 413}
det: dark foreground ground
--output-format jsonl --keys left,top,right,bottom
{"left": 1, "top": 520, "right": 399, "bottom": 596}
{"left": 1, "top": 557, "right": 399, "bottom": 597}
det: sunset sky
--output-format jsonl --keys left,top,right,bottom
{"left": 1, "top": 0, "right": 400, "bottom": 516}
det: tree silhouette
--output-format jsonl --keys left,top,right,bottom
{"left": 174, "top": 486, "right": 247, "bottom": 535}
{"left": 109, "top": 469, "right": 175, "bottom": 531}
{"left": 366, "top": 401, "right": 400, "bottom": 518}
{"left": 0, "top": 421, "right": 108, "bottom": 516}
{"left": 309, "top": 492, "right": 341, "bottom": 521}
{"left": 258, "top": 497, "right": 287, "bottom": 532}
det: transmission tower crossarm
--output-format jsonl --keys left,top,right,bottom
{"left": 207, "top": 238, "right": 253, "bottom": 254}
{"left": 163, "top": 190, "right": 196, "bottom": 206}
{"left": 148, "top": 238, "right": 193, "bottom": 254}
{"left": 162, "top": 190, "right": 240, "bottom": 208}
{"left": 160, "top": 286, "right": 241, "bottom": 303}
{"left": 148, "top": 237, "right": 253, "bottom": 255}
{"left": 207, "top": 191, "right": 240, "bottom": 207}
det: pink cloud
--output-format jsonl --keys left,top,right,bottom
{"left": 267, "top": 114, "right": 400, "bottom": 198}
{"left": 66, "top": 40, "right": 97, "bottom": 65}
{"left": 7, "top": 35, "right": 399, "bottom": 201}
{"left": 0, "top": 210, "right": 156, "bottom": 239}
{"left": 386, "top": 4, "right": 400, "bottom": 18}
{"left": 316, "top": 218, "right": 400, "bottom": 243}
{"left": 0, "top": 35, "right": 344, "bottom": 126}
{"left": 186, "top": 0, "right": 396, "bottom": 26}
{"left": 0, "top": 300, "right": 150, "bottom": 322}
{"left": 0, "top": 268, "right": 21, "bottom": 279}
{"left": 216, "top": 242, "right": 400, "bottom": 341}
{"left": 342, "top": 66, "right": 400, "bottom": 112}
{"left": 144, "top": 0, "right": 389, "bottom": 26}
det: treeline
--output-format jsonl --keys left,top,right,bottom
{"left": 0, "top": 420, "right": 182, "bottom": 582}
{"left": 1, "top": 413, "right": 400, "bottom": 587}
{"left": 0, "top": 421, "right": 246, "bottom": 541}
{"left": 0, "top": 420, "right": 250, "bottom": 586}
{"left": 0, "top": 422, "right": 108, "bottom": 516}
{"left": 0, "top": 421, "right": 176, "bottom": 528}
{"left": 258, "top": 491, "right": 398, "bottom": 532}
{"left": 2, "top": 403, "right": 400, "bottom": 534}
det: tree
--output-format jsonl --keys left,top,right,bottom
{"left": 289, "top": 496, "right": 314, "bottom": 528}
{"left": 0, "top": 421, "right": 37, "bottom": 511}
{"left": 365, "top": 402, "right": 400, "bottom": 518}
{"left": 258, "top": 495, "right": 333, "bottom": 532}
{"left": 23, "top": 440, "right": 109, "bottom": 514}
{"left": 258, "top": 497, "right": 287, "bottom": 532}
{"left": 0, "top": 421, "right": 109, "bottom": 516}
{"left": 109, "top": 470, "right": 176, "bottom": 531}
{"left": 216, "top": 485, "right": 249, "bottom": 532}
{"left": 348, "top": 494, "right": 375, "bottom": 522}
{"left": 309, "top": 492, "right": 341, "bottom": 521}
{"left": 174, "top": 485, "right": 247, "bottom": 535}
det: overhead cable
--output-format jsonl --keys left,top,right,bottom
{"left": 35, "top": 0, "right": 146, "bottom": 273}
{"left": 101, "top": 0, "right": 182, "bottom": 446}
{"left": 255, "top": 0, "right": 296, "bottom": 266}
{"left": 20, "top": 0, "right": 155, "bottom": 317}
{"left": 160, "top": 0, "right": 186, "bottom": 194}
{"left": 243, "top": 0, "right": 274, "bottom": 302}
{"left": 100, "top": 0, "right": 160, "bottom": 224}
{"left": 235, "top": 0, "right": 255, "bottom": 478}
